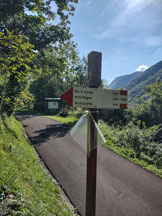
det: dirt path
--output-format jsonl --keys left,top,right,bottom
{"left": 16, "top": 113, "right": 162, "bottom": 216}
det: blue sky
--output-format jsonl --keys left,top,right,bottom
{"left": 69, "top": 0, "right": 162, "bottom": 84}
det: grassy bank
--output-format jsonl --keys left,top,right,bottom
{"left": 98, "top": 121, "right": 162, "bottom": 178}
{"left": 46, "top": 115, "right": 79, "bottom": 128}
{"left": 0, "top": 115, "right": 75, "bottom": 215}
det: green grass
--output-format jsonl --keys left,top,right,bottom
{"left": 0, "top": 115, "right": 75, "bottom": 215}
{"left": 46, "top": 115, "right": 79, "bottom": 128}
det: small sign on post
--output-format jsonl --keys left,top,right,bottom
{"left": 45, "top": 98, "right": 60, "bottom": 113}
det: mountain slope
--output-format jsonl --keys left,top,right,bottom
{"left": 109, "top": 72, "right": 141, "bottom": 89}
{"left": 124, "top": 60, "right": 162, "bottom": 99}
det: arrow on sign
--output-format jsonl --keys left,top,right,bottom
{"left": 61, "top": 87, "right": 73, "bottom": 106}
{"left": 61, "top": 87, "right": 128, "bottom": 109}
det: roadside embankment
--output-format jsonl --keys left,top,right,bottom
{"left": 0, "top": 115, "right": 76, "bottom": 215}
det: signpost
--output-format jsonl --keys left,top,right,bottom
{"left": 86, "top": 51, "right": 101, "bottom": 216}
{"left": 61, "top": 51, "right": 128, "bottom": 216}
{"left": 61, "top": 87, "right": 128, "bottom": 109}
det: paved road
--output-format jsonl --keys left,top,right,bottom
{"left": 16, "top": 113, "right": 162, "bottom": 216}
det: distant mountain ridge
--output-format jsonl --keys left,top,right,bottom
{"left": 109, "top": 71, "right": 141, "bottom": 89}
{"left": 124, "top": 60, "right": 162, "bottom": 99}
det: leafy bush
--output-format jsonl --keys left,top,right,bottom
{"left": 132, "top": 80, "right": 162, "bottom": 127}
{"left": 99, "top": 119, "right": 162, "bottom": 169}
{"left": 99, "top": 108, "right": 132, "bottom": 126}
{"left": 116, "top": 122, "right": 162, "bottom": 167}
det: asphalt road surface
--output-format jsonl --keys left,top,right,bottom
{"left": 16, "top": 113, "right": 162, "bottom": 216}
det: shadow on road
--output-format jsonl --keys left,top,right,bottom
{"left": 15, "top": 112, "right": 36, "bottom": 121}
{"left": 31, "top": 124, "right": 70, "bottom": 145}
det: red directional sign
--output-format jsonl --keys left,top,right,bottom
{"left": 61, "top": 87, "right": 128, "bottom": 109}
{"left": 61, "top": 87, "right": 73, "bottom": 106}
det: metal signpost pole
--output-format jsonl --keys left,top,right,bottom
{"left": 86, "top": 51, "right": 102, "bottom": 216}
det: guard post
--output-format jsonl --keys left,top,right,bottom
{"left": 86, "top": 51, "right": 102, "bottom": 216}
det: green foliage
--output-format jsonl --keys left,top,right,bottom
{"left": 101, "top": 79, "right": 109, "bottom": 89}
{"left": 0, "top": 115, "right": 75, "bottom": 215}
{"left": 0, "top": 0, "right": 79, "bottom": 116}
{"left": 72, "top": 56, "right": 88, "bottom": 87}
{"left": 98, "top": 120, "right": 162, "bottom": 177}
{"left": 30, "top": 76, "right": 64, "bottom": 113}
{"left": 0, "top": 30, "right": 38, "bottom": 116}
{"left": 117, "top": 122, "right": 161, "bottom": 162}
{"left": 68, "top": 107, "right": 87, "bottom": 118}
{"left": 145, "top": 79, "right": 162, "bottom": 125}
{"left": 30, "top": 54, "right": 88, "bottom": 113}
{"left": 99, "top": 108, "right": 132, "bottom": 126}
{"left": 133, "top": 79, "right": 162, "bottom": 126}
{"left": 0, "top": 0, "right": 78, "bottom": 50}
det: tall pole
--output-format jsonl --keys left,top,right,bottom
{"left": 86, "top": 51, "right": 102, "bottom": 216}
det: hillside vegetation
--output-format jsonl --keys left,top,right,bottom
{"left": 125, "top": 60, "right": 162, "bottom": 100}
{"left": 99, "top": 121, "right": 162, "bottom": 178}
{"left": 0, "top": 115, "right": 75, "bottom": 215}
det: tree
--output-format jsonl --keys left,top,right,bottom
{"left": 145, "top": 79, "right": 162, "bottom": 125}
{"left": 29, "top": 51, "right": 88, "bottom": 113}
{"left": 0, "top": 30, "right": 39, "bottom": 116}
{"left": 133, "top": 79, "right": 162, "bottom": 126}
{"left": 0, "top": 0, "right": 78, "bottom": 51}
{"left": 72, "top": 56, "right": 88, "bottom": 87}
{"left": 0, "top": 0, "right": 79, "bottom": 115}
